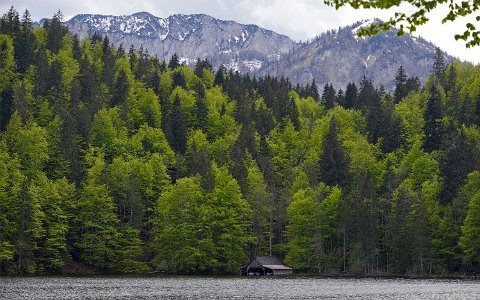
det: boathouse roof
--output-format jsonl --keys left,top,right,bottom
{"left": 241, "top": 256, "right": 293, "bottom": 275}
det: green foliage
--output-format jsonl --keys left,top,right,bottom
{"left": 286, "top": 184, "right": 342, "bottom": 272}
{"left": 0, "top": 7, "right": 479, "bottom": 275}
{"left": 423, "top": 83, "right": 445, "bottom": 153}
{"left": 319, "top": 116, "right": 350, "bottom": 188}
{"left": 395, "top": 92, "right": 425, "bottom": 148}
{"left": 89, "top": 108, "right": 128, "bottom": 160}
{"left": 244, "top": 157, "right": 272, "bottom": 256}
{"left": 323, "top": 0, "right": 480, "bottom": 47}
{"left": 0, "top": 34, "right": 15, "bottom": 80}
{"left": 115, "top": 225, "right": 149, "bottom": 273}
{"left": 6, "top": 114, "right": 49, "bottom": 177}
{"left": 76, "top": 153, "right": 120, "bottom": 270}
{"left": 32, "top": 176, "right": 74, "bottom": 271}
{"left": 127, "top": 81, "right": 162, "bottom": 130}
{"left": 153, "top": 176, "right": 210, "bottom": 273}
{"left": 209, "top": 166, "right": 253, "bottom": 272}
{"left": 153, "top": 166, "right": 251, "bottom": 274}
{"left": 129, "top": 125, "right": 175, "bottom": 166}
{"left": 460, "top": 192, "right": 480, "bottom": 265}
{"left": 285, "top": 188, "right": 318, "bottom": 270}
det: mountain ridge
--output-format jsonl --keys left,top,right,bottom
{"left": 62, "top": 12, "right": 295, "bottom": 77}
{"left": 260, "top": 19, "right": 444, "bottom": 89}
{"left": 53, "top": 12, "right": 451, "bottom": 89}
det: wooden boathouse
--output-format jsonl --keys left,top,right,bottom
{"left": 240, "top": 256, "right": 293, "bottom": 275}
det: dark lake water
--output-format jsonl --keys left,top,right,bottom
{"left": 1, "top": 276, "right": 480, "bottom": 299}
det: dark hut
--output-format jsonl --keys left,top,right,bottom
{"left": 240, "top": 256, "right": 293, "bottom": 275}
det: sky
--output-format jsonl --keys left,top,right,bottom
{"left": 1, "top": 0, "right": 479, "bottom": 63}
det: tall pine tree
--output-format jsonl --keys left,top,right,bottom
{"left": 319, "top": 116, "right": 349, "bottom": 188}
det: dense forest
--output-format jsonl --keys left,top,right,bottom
{"left": 0, "top": 7, "right": 480, "bottom": 276}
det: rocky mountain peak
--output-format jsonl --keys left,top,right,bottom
{"left": 63, "top": 12, "right": 450, "bottom": 90}
{"left": 65, "top": 11, "right": 295, "bottom": 74}
{"left": 260, "top": 18, "right": 444, "bottom": 90}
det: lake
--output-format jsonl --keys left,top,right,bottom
{"left": 1, "top": 276, "right": 479, "bottom": 299}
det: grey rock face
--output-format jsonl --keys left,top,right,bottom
{"left": 66, "top": 12, "right": 294, "bottom": 74}
{"left": 261, "top": 19, "right": 448, "bottom": 90}
{"left": 64, "top": 14, "right": 451, "bottom": 90}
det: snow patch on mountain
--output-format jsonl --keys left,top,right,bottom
{"left": 267, "top": 53, "right": 281, "bottom": 61}
{"left": 179, "top": 57, "right": 194, "bottom": 65}
{"left": 63, "top": 11, "right": 448, "bottom": 91}
{"left": 242, "top": 59, "right": 263, "bottom": 71}
{"left": 226, "top": 59, "right": 240, "bottom": 72}
{"left": 351, "top": 19, "right": 375, "bottom": 40}
{"left": 70, "top": 12, "right": 171, "bottom": 37}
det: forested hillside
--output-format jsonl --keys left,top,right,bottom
{"left": 61, "top": 11, "right": 445, "bottom": 90}
{"left": 1, "top": 8, "right": 480, "bottom": 275}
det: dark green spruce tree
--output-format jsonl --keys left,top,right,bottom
{"left": 322, "top": 83, "right": 336, "bottom": 109}
{"left": 319, "top": 116, "right": 350, "bottom": 188}
{"left": 394, "top": 66, "right": 408, "bottom": 102}
{"left": 344, "top": 82, "right": 357, "bottom": 109}
{"left": 424, "top": 83, "right": 444, "bottom": 153}
{"left": 170, "top": 93, "right": 187, "bottom": 154}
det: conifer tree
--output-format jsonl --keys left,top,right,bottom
{"left": 0, "top": 34, "right": 15, "bottom": 131}
{"left": 192, "top": 81, "right": 208, "bottom": 128}
{"left": 72, "top": 34, "right": 81, "bottom": 60}
{"left": 136, "top": 46, "right": 151, "bottom": 80}
{"left": 15, "top": 10, "right": 35, "bottom": 73}
{"left": 214, "top": 65, "right": 227, "bottom": 86}
{"left": 336, "top": 89, "right": 345, "bottom": 107}
{"left": 439, "top": 126, "right": 479, "bottom": 204}
{"left": 445, "top": 64, "right": 457, "bottom": 95}
{"left": 102, "top": 36, "right": 115, "bottom": 88}
{"left": 0, "top": 7, "right": 20, "bottom": 37}
{"left": 44, "top": 11, "right": 68, "bottom": 55}
{"left": 405, "top": 76, "right": 421, "bottom": 94}
{"left": 172, "top": 70, "right": 187, "bottom": 89}
{"left": 424, "top": 83, "right": 444, "bottom": 153}
{"left": 170, "top": 94, "right": 187, "bottom": 154}
{"left": 319, "top": 116, "right": 349, "bottom": 188}
{"left": 128, "top": 45, "right": 137, "bottom": 72}
{"left": 394, "top": 66, "right": 408, "bottom": 102}
{"left": 194, "top": 58, "right": 212, "bottom": 78}
{"left": 322, "top": 83, "right": 336, "bottom": 109}
{"left": 459, "top": 91, "right": 475, "bottom": 126}
{"left": 188, "top": 141, "right": 214, "bottom": 192}
{"left": 358, "top": 76, "right": 382, "bottom": 143}
{"left": 286, "top": 96, "right": 300, "bottom": 130}
{"left": 34, "top": 47, "right": 49, "bottom": 97}
{"left": 432, "top": 47, "right": 446, "bottom": 86}
{"left": 344, "top": 82, "right": 357, "bottom": 109}
{"left": 111, "top": 70, "right": 129, "bottom": 108}
{"left": 379, "top": 95, "right": 404, "bottom": 153}
{"left": 310, "top": 79, "right": 320, "bottom": 101}
{"left": 168, "top": 53, "right": 180, "bottom": 69}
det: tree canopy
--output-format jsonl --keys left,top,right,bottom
{"left": 323, "top": 0, "right": 480, "bottom": 47}
{"left": 1, "top": 7, "right": 480, "bottom": 276}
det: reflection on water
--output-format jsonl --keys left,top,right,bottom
{"left": 1, "top": 276, "right": 480, "bottom": 299}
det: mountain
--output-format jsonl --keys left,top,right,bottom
{"left": 63, "top": 13, "right": 450, "bottom": 89}
{"left": 65, "top": 12, "right": 295, "bottom": 74}
{"left": 260, "top": 19, "right": 445, "bottom": 90}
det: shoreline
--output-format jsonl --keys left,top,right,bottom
{"left": 1, "top": 273, "right": 480, "bottom": 280}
